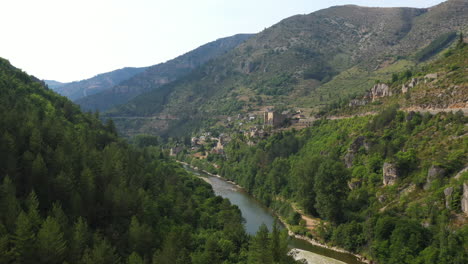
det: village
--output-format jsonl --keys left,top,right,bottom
{"left": 170, "top": 108, "right": 316, "bottom": 159}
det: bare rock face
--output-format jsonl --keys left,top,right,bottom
{"left": 462, "top": 183, "right": 468, "bottom": 215}
{"left": 402, "top": 84, "right": 409, "bottom": 94}
{"left": 344, "top": 136, "right": 369, "bottom": 168}
{"left": 402, "top": 78, "right": 418, "bottom": 94}
{"left": 424, "top": 73, "right": 438, "bottom": 80}
{"left": 454, "top": 166, "right": 468, "bottom": 180}
{"left": 424, "top": 165, "right": 446, "bottom": 190}
{"left": 370, "top": 83, "right": 391, "bottom": 101}
{"left": 348, "top": 99, "right": 368, "bottom": 107}
{"left": 444, "top": 187, "right": 454, "bottom": 209}
{"left": 383, "top": 162, "right": 398, "bottom": 186}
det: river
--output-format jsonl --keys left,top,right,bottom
{"left": 184, "top": 165, "right": 365, "bottom": 264}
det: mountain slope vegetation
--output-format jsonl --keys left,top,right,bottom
{"left": 179, "top": 44, "right": 468, "bottom": 264}
{"left": 106, "top": 0, "right": 467, "bottom": 137}
{"left": 76, "top": 34, "right": 252, "bottom": 112}
{"left": 0, "top": 58, "right": 298, "bottom": 264}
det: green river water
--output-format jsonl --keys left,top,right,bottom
{"left": 184, "top": 166, "right": 365, "bottom": 264}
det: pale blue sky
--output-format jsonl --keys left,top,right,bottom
{"left": 0, "top": 0, "right": 445, "bottom": 82}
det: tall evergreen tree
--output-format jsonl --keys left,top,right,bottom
{"left": 248, "top": 224, "right": 273, "bottom": 264}
{"left": 36, "top": 216, "right": 67, "bottom": 264}
{"left": 70, "top": 217, "right": 89, "bottom": 261}
{"left": 82, "top": 235, "right": 121, "bottom": 264}
{"left": 0, "top": 223, "right": 13, "bottom": 263}
{"left": 127, "top": 252, "right": 144, "bottom": 264}
{"left": 25, "top": 190, "right": 42, "bottom": 232}
{"left": 12, "top": 212, "right": 36, "bottom": 263}
{"left": 0, "top": 177, "right": 21, "bottom": 230}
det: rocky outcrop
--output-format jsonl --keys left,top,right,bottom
{"left": 348, "top": 179, "right": 362, "bottom": 190}
{"left": 444, "top": 187, "right": 454, "bottom": 209}
{"left": 402, "top": 78, "right": 418, "bottom": 94}
{"left": 454, "top": 166, "right": 468, "bottom": 179}
{"left": 462, "top": 183, "right": 468, "bottom": 215}
{"left": 370, "top": 83, "right": 391, "bottom": 101}
{"left": 383, "top": 162, "right": 398, "bottom": 186}
{"left": 344, "top": 136, "right": 369, "bottom": 168}
{"left": 424, "top": 73, "right": 438, "bottom": 80}
{"left": 348, "top": 99, "right": 368, "bottom": 107}
{"left": 424, "top": 165, "right": 446, "bottom": 190}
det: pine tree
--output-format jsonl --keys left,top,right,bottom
{"left": 248, "top": 224, "right": 273, "bottom": 264}
{"left": 0, "top": 177, "right": 21, "bottom": 230}
{"left": 51, "top": 202, "right": 69, "bottom": 236}
{"left": 36, "top": 216, "right": 67, "bottom": 264}
{"left": 12, "top": 211, "right": 36, "bottom": 263}
{"left": 0, "top": 223, "right": 13, "bottom": 263}
{"left": 29, "top": 128, "right": 43, "bottom": 154}
{"left": 128, "top": 216, "right": 154, "bottom": 257}
{"left": 31, "top": 153, "right": 49, "bottom": 203}
{"left": 127, "top": 252, "right": 144, "bottom": 264}
{"left": 82, "top": 235, "right": 120, "bottom": 264}
{"left": 25, "top": 190, "right": 42, "bottom": 232}
{"left": 271, "top": 220, "right": 281, "bottom": 262}
{"left": 105, "top": 119, "right": 118, "bottom": 136}
{"left": 0, "top": 132, "right": 17, "bottom": 177}
{"left": 70, "top": 217, "right": 89, "bottom": 261}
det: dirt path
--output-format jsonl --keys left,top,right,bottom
{"left": 402, "top": 107, "right": 468, "bottom": 115}
{"left": 325, "top": 107, "right": 467, "bottom": 121}
{"left": 291, "top": 203, "right": 321, "bottom": 232}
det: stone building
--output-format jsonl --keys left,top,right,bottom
{"left": 264, "top": 110, "right": 285, "bottom": 128}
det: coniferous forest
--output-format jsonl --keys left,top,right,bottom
{"left": 0, "top": 58, "right": 297, "bottom": 263}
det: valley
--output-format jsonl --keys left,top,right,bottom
{"left": 1, "top": 1, "right": 467, "bottom": 264}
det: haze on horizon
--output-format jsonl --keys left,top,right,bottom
{"left": 0, "top": 0, "right": 445, "bottom": 82}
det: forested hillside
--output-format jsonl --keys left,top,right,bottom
{"left": 0, "top": 58, "right": 297, "bottom": 264}
{"left": 180, "top": 43, "right": 468, "bottom": 264}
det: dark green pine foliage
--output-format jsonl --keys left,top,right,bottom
{"left": 0, "top": 57, "right": 292, "bottom": 263}
{"left": 36, "top": 216, "right": 67, "bottom": 263}
{"left": 247, "top": 223, "right": 297, "bottom": 264}
{"left": 248, "top": 224, "right": 273, "bottom": 264}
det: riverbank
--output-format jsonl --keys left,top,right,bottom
{"left": 274, "top": 210, "right": 370, "bottom": 264}
{"left": 178, "top": 160, "right": 371, "bottom": 264}
{"left": 177, "top": 160, "right": 245, "bottom": 189}
{"left": 291, "top": 249, "right": 346, "bottom": 264}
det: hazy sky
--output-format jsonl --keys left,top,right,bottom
{"left": 0, "top": 0, "right": 445, "bottom": 82}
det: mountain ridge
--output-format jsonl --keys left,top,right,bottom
{"left": 76, "top": 33, "right": 253, "bottom": 112}
{"left": 51, "top": 66, "right": 148, "bottom": 100}
{"left": 105, "top": 0, "right": 467, "bottom": 137}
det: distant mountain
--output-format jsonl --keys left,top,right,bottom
{"left": 76, "top": 34, "right": 253, "bottom": 112}
{"left": 43, "top": 80, "right": 65, "bottom": 90}
{"left": 54, "top": 66, "right": 148, "bottom": 101}
{"left": 106, "top": 0, "right": 467, "bottom": 137}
